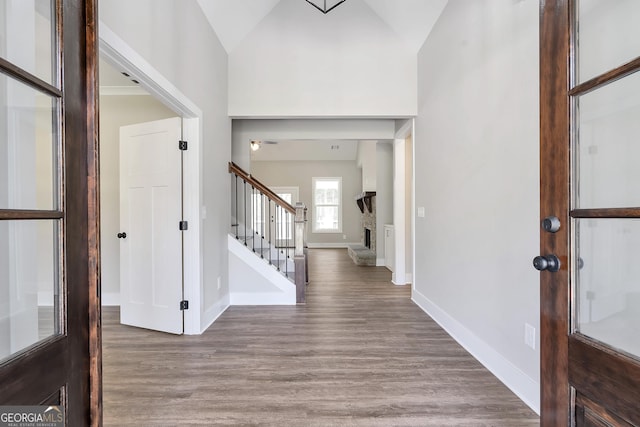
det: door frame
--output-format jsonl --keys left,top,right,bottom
{"left": 99, "top": 22, "right": 204, "bottom": 334}
{"left": 393, "top": 119, "right": 414, "bottom": 286}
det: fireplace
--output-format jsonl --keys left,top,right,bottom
{"left": 364, "top": 228, "right": 371, "bottom": 249}
{"left": 348, "top": 197, "right": 376, "bottom": 266}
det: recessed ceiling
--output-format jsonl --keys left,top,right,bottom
{"left": 196, "top": 0, "right": 448, "bottom": 53}
{"left": 99, "top": 58, "right": 148, "bottom": 96}
{"left": 99, "top": 58, "right": 137, "bottom": 87}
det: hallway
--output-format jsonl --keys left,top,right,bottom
{"left": 103, "top": 249, "right": 539, "bottom": 426}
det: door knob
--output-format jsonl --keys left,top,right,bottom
{"left": 533, "top": 254, "right": 560, "bottom": 272}
{"left": 117, "top": 232, "right": 127, "bottom": 239}
{"left": 542, "top": 216, "right": 561, "bottom": 233}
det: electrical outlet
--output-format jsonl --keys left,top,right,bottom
{"left": 524, "top": 323, "right": 536, "bottom": 350}
{"left": 343, "top": 234, "right": 347, "bottom": 240}
{"left": 217, "top": 276, "right": 221, "bottom": 290}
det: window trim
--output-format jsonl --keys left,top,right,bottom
{"left": 312, "top": 177, "right": 342, "bottom": 233}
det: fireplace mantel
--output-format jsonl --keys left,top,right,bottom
{"left": 355, "top": 192, "right": 376, "bottom": 213}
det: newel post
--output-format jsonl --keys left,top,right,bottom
{"left": 294, "top": 202, "right": 307, "bottom": 303}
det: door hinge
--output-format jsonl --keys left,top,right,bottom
{"left": 179, "top": 221, "right": 188, "bottom": 231}
{"left": 179, "top": 140, "right": 188, "bottom": 151}
{"left": 180, "top": 300, "right": 189, "bottom": 310}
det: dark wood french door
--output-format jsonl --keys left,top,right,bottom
{"left": 0, "top": 0, "right": 100, "bottom": 425}
{"left": 540, "top": 0, "right": 640, "bottom": 425}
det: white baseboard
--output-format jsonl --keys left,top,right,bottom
{"left": 199, "top": 294, "right": 230, "bottom": 334}
{"left": 376, "top": 258, "right": 385, "bottom": 267}
{"left": 405, "top": 273, "right": 413, "bottom": 284}
{"left": 307, "top": 242, "right": 360, "bottom": 249}
{"left": 411, "top": 289, "right": 540, "bottom": 414}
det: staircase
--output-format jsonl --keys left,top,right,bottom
{"left": 231, "top": 225, "right": 295, "bottom": 280}
{"left": 228, "top": 162, "right": 308, "bottom": 304}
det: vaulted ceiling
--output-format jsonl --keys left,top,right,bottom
{"left": 196, "top": 0, "right": 448, "bottom": 53}
{"left": 100, "top": 1, "right": 445, "bottom": 161}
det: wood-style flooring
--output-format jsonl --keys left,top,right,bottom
{"left": 103, "top": 248, "right": 539, "bottom": 426}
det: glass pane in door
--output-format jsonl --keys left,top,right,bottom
{"left": 575, "top": 70, "right": 640, "bottom": 209}
{"left": 576, "top": 0, "right": 640, "bottom": 83}
{"left": 575, "top": 219, "right": 640, "bottom": 359}
{"left": 0, "top": 0, "right": 57, "bottom": 86}
{"left": 0, "top": 72, "right": 59, "bottom": 210}
{"left": 0, "top": 219, "right": 60, "bottom": 363}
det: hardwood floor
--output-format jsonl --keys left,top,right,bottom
{"left": 103, "top": 248, "right": 539, "bottom": 426}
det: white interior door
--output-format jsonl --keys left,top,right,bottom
{"left": 119, "top": 117, "right": 183, "bottom": 334}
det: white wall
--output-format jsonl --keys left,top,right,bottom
{"left": 357, "top": 141, "right": 377, "bottom": 192}
{"left": 250, "top": 160, "right": 362, "bottom": 246}
{"left": 413, "top": 0, "right": 540, "bottom": 412}
{"left": 100, "top": 0, "right": 231, "bottom": 331}
{"left": 228, "top": 236, "right": 296, "bottom": 306}
{"left": 228, "top": 0, "right": 416, "bottom": 117}
{"left": 99, "top": 95, "right": 177, "bottom": 304}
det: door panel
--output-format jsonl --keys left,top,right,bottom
{"left": 569, "top": 336, "right": 640, "bottom": 423}
{"left": 540, "top": 0, "right": 640, "bottom": 425}
{"left": 119, "top": 117, "right": 183, "bottom": 335}
{"left": 0, "top": 0, "right": 100, "bottom": 424}
{"left": 576, "top": 392, "right": 635, "bottom": 427}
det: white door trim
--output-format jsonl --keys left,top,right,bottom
{"left": 99, "top": 22, "right": 203, "bottom": 335}
{"left": 393, "top": 119, "right": 414, "bottom": 286}
{"left": 392, "top": 138, "right": 407, "bottom": 285}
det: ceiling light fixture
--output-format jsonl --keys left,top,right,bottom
{"left": 250, "top": 140, "right": 261, "bottom": 151}
{"left": 305, "top": 0, "right": 346, "bottom": 14}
